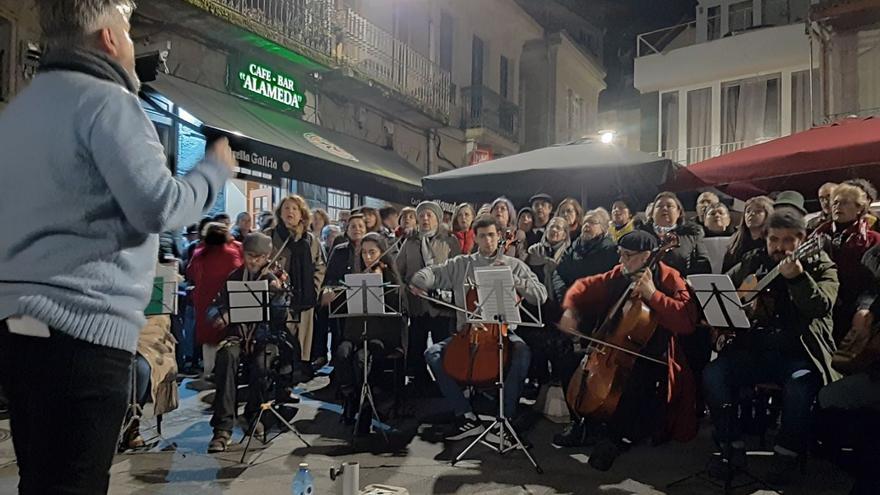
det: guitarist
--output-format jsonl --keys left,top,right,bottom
{"left": 557, "top": 230, "right": 698, "bottom": 471}
{"left": 703, "top": 200, "right": 841, "bottom": 485}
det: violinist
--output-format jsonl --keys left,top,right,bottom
{"left": 320, "top": 214, "right": 368, "bottom": 362}
{"left": 332, "top": 233, "right": 403, "bottom": 433}
{"left": 703, "top": 199, "right": 840, "bottom": 485}
{"left": 410, "top": 215, "right": 547, "bottom": 440}
{"left": 207, "top": 233, "right": 293, "bottom": 453}
{"left": 557, "top": 230, "right": 697, "bottom": 471}
{"left": 490, "top": 197, "right": 527, "bottom": 259}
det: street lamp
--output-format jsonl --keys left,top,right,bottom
{"left": 599, "top": 130, "right": 615, "bottom": 144}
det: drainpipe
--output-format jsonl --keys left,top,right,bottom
{"left": 426, "top": 129, "right": 435, "bottom": 176}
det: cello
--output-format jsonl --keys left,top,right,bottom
{"left": 565, "top": 234, "right": 678, "bottom": 420}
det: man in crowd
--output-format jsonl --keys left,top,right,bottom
{"left": 0, "top": 1, "right": 234, "bottom": 492}
{"left": 411, "top": 215, "right": 547, "bottom": 439}
{"left": 379, "top": 206, "right": 399, "bottom": 239}
{"left": 608, "top": 199, "right": 639, "bottom": 243}
{"left": 526, "top": 193, "right": 555, "bottom": 247}
{"left": 807, "top": 182, "right": 837, "bottom": 231}
{"left": 231, "top": 211, "right": 253, "bottom": 242}
{"left": 695, "top": 191, "right": 720, "bottom": 227}
{"left": 704, "top": 199, "right": 840, "bottom": 485}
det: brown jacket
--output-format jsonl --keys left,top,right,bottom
{"left": 137, "top": 316, "right": 178, "bottom": 417}
{"left": 395, "top": 225, "right": 461, "bottom": 317}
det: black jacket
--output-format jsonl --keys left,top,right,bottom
{"left": 551, "top": 235, "right": 620, "bottom": 303}
{"left": 640, "top": 221, "right": 712, "bottom": 277}
{"left": 325, "top": 241, "right": 359, "bottom": 288}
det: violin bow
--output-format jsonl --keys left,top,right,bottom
{"left": 556, "top": 325, "right": 666, "bottom": 366}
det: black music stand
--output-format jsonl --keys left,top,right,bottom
{"left": 329, "top": 274, "right": 401, "bottom": 442}
{"left": 451, "top": 266, "right": 544, "bottom": 474}
{"left": 666, "top": 275, "right": 778, "bottom": 494}
{"left": 231, "top": 280, "right": 311, "bottom": 465}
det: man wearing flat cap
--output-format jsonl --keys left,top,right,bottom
{"left": 206, "top": 232, "right": 295, "bottom": 453}
{"left": 557, "top": 230, "right": 698, "bottom": 471}
{"left": 526, "top": 193, "right": 555, "bottom": 248}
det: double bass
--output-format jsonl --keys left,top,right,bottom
{"left": 566, "top": 235, "right": 678, "bottom": 420}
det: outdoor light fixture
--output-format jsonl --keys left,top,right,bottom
{"left": 599, "top": 130, "right": 615, "bottom": 144}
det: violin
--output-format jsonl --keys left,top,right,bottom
{"left": 566, "top": 234, "right": 679, "bottom": 420}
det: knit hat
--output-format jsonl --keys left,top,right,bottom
{"left": 242, "top": 232, "right": 273, "bottom": 255}
{"left": 416, "top": 201, "right": 443, "bottom": 223}
{"left": 618, "top": 230, "right": 659, "bottom": 252}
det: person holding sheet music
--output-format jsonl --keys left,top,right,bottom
{"left": 703, "top": 198, "right": 841, "bottom": 485}
{"left": 557, "top": 230, "right": 698, "bottom": 472}
{"left": 332, "top": 233, "right": 403, "bottom": 432}
{"left": 410, "top": 215, "right": 547, "bottom": 440}
{"left": 206, "top": 233, "right": 291, "bottom": 453}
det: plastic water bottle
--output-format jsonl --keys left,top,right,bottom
{"left": 292, "top": 463, "right": 314, "bottom": 495}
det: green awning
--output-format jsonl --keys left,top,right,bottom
{"left": 145, "top": 75, "right": 424, "bottom": 204}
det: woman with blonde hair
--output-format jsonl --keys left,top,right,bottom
{"left": 264, "top": 195, "right": 327, "bottom": 371}
{"left": 556, "top": 198, "right": 585, "bottom": 243}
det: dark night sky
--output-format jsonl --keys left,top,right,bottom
{"left": 569, "top": 0, "right": 698, "bottom": 109}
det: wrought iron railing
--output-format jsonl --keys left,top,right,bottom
{"left": 338, "top": 8, "right": 452, "bottom": 116}
{"left": 659, "top": 138, "right": 776, "bottom": 165}
{"left": 461, "top": 85, "right": 520, "bottom": 143}
{"left": 212, "top": 0, "right": 337, "bottom": 56}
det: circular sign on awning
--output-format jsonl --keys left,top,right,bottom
{"left": 304, "top": 132, "right": 359, "bottom": 162}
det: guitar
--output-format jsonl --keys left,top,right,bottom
{"left": 711, "top": 234, "right": 827, "bottom": 351}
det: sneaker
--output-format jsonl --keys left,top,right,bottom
{"left": 552, "top": 419, "right": 589, "bottom": 448}
{"left": 439, "top": 416, "right": 485, "bottom": 441}
{"left": 588, "top": 439, "right": 622, "bottom": 472}
{"left": 207, "top": 430, "right": 232, "bottom": 453}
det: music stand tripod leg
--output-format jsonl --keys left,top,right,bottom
{"left": 240, "top": 404, "right": 268, "bottom": 464}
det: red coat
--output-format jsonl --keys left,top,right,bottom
{"left": 562, "top": 262, "right": 699, "bottom": 442}
{"left": 453, "top": 229, "right": 475, "bottom": 254}
{"left": 187, "top": 241, "right": 244, "bottom": 346}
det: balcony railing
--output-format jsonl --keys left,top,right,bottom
{"left": 211, "top": 0, "right": 336, "bottom": 57}
{"left": 338, "top": 8, "right": 452, "bottom": 116}
{"left": 461, "top": 85, "right": 520, "bottom": 143}
{"left": 659, "top": 138, "right": 776, "bottom": 166}
{"left": 637, "top": 21, "right": 697, "bottom": 57}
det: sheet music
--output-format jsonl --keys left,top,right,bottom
{"left": 702, "top": 236, "right": 732, "bottom": 274}
{"left": 227, "top": 280, "right": 269, "bottom": 323}
{"left": 344, "top": 273, "right": 386, "bottom": 315}
{"left": 473, "top": 266, "right": 521, "bottom": 324}
{"left": 687, "top": 274, "right": 751, "bottom": 329}
{"left": 146, "top": 262, "right": 179, "bottom": 315}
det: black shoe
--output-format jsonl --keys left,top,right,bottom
{"left": 341, "top": 396, "right": 357, "bottom": 425}
{"left": 356, "top": 406, "right": 372, "bottom": 436}
{"left": 588, "top": 439, "right": 622, "bottom": 472}
{"left": 765, "top": 452, "right": 801, "bottom": 487}
{"left": 438, "top": 416, "right": 485, "bottom": 441}
{"left": 553, "top": 419, "right": 590, "bottom": 448}
{"left": 707, "top": 444, "right": 748, "bottom": 481}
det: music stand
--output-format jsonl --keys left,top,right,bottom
{"left": 666, "top": 275, "right": 778, "bottom": 494}
{"left": 452, "top": 265, "right": 544, "bottom": 474}
{"left": 329, "top": 274, "right": 401, "bottom": 442}
{"left": 231, "top": 280, "right": 311, "bottom": 465}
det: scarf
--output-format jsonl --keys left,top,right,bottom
{"left": 419, "top": 227, "right": 438, "bottom": 267}
{"left": 272, "top": 225, "right": 317, "bottom": 310}
{"left": 653, "top": 224, "right": 677, "bottom": 237}
{"left": 39, "top": 47, "right": 139, "bottom": 93}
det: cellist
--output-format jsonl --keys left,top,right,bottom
{"left": 557, "top": 230, "right": 698, "bottom": 471}
{"left": 409, "top": 215, "right": 547, "bottom": 440}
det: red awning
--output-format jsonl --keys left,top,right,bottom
{"left": 667, "top": 117, "right": 880, "bottom": 199}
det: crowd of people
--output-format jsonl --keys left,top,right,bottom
{"left": 147, "top": 180, "right": 880, "bottom": 493}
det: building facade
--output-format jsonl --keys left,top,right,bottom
{"left": 634, "top": 0, "right": 820, "bottom": 166}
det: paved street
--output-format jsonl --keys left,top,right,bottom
{"left": 0, "top": 372, "right": 852, "bottom": 494}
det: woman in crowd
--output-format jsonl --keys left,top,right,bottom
{"left": 312, "top": 208, "right": 330, "bottom": 236}
{"left": 490, "top": 197, "right": 526, "bottom": 258}
{"left": 517, "top": 207, "right": 534, "bottom": 235}
{"left": 608, "top": 199, "right": 640, "bottom": 243}
{"left": 722, "top": 195, "right": 773, "bottom": 273}
{"left": 187, "top": 222, "right": 243, "bottom": 378}
{"left": 396, "top": 206, "right": 417, "bottom": 238}
{"left": 361, "top": 207, "right": 382, "bottom": 233}
{"left": 813, "top": 183, "right": 880, "bottom": 343}
{"left": 451, "top": 203, "right": 476, "bottom": 254}
{"left": 523, "top": 216, "right": 571, "bottom": 393}
{"left": 703, "top": 203, "right": 735, "bottom": 237}
{"left": 556, "top": 198, "right": 585, "bottom": 244}
{"left": 265, "top": 195, "right": 326, "bottom": 368}
{"left": 640, "top": 191, "right": 711, "bottom": 277}
{"left": 333, "top": 233, "right": 403, "bottom": 433}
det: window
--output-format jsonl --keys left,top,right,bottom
{"left": 660, "top": 91, "right": 680, "bottom": 159}
{"left": 499, "top": 55, "right": 509, "bottom": 100}
{"left": 439, "top": 12, "right": 453, "bottom": 73}
{"left": 0, "top": 17, "right": 12, "bottom": 102}
{"left": 729, "top": 1, "right": 754, "bottom": 33}
{"left": 687, "top": 87, "right": 712, "bottom": 164}
{"left": 722, "top": 74, "right": 781, "bottom": 150}
{"left": 471, "top": 35, "right": 484, "bottom": 86}
{"left": 792, "top": 69, "right": 820, "bottom": 133}
{"left": 707, "top": 6, "right": 721, "bottom": 41}
{"left": 327, "top": 188, "right": 352, "bottom": 221}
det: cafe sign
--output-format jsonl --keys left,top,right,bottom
{"left": 230, "top": 60, "right": 306, "bottom": 112}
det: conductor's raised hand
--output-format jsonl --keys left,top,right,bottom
{"left": 207, "top": 137, "right": 237, "bottom": 174}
